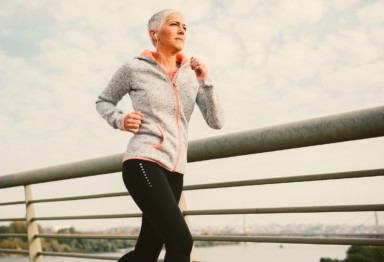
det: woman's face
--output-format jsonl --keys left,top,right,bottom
{"left": 156, "top": 13, "right": 186, "bottom": 52}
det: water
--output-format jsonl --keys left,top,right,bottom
{"left": 194, "top": 243, "right": 348, "bottom": 262}
{"left": 0, "top": 243, "right": 348, "bottom": 262}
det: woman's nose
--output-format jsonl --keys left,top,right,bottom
{"left": 178, "top": 27, "right": 185, "bottom": 34}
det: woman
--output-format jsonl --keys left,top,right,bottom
{"left": 96, "top": 9, "right": 224, "bottom": 262}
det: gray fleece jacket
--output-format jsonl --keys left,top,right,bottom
{"left": 96, "top": 50, "right": 224, "bottom": 174}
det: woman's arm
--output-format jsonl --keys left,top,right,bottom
{"left": 196, "top": 77, "right": 225, "bottom": 129}
{"left": 191, "top": 58, "right": 225, "bottom": 129}
{"left": 96, "top": 63, "right": 131, "bottom": 130}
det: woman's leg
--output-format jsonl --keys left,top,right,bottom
{"left": 121, "top": 160, "right": 193, "bottom": 262}
{"left": 162, "top": 173, "right": 192, "bottom": 262}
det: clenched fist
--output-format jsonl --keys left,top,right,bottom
{"left": 123, "top": 111, "right": 144, "bottom": 133}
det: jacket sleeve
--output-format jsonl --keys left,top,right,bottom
{"left": 96, "top": 63, "right": 131, "bottom": 130}
{"left": 196, "top": 77, "right": 225, "bottom": 129}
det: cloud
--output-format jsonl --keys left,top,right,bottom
{"left": 1, "top": 0, "right": 383, "bottom": 150}
{"left": 357, "top": 0, "right": 384, "bottom": 25}
{"left": 277, "top": 0, "right": 327, "bottom": 25}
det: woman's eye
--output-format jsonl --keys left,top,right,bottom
{"left": 170, "top": 22, "right": 186, "bottom": 31}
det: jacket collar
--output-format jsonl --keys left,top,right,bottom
{"left": 139, "top": 49, "right": 189, "bottom": 66}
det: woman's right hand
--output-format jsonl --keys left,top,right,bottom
{"left": 123, "top": 111, "right": 144, "bottom": 133}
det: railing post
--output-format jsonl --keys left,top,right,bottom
{"left": 24, "top": 185, "right": 44, "bottom": 262}
{"left": 179, "top": 192, "right": 196, "bottom": 262}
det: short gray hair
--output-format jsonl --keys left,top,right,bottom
{"left": 148, "top": 9, "right": 179, "bottom": 31}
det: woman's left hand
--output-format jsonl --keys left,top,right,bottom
{"left": 190, "top": 57, "right": 208, "bottom": 79}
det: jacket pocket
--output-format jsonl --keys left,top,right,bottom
{"left": 151, "top": 124, "right": 166, "bottom": 149}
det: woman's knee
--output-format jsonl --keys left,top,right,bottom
{"left": 182, "top": 231, "right": 193, "bottom": 253}
{"left": 167, "top": 230, "right": 193, "bottom": 256}
{"left": 183, "top": 232, "right": 194, "bottom": 254}
{"left": 117, "top": 250, "right": 135, "bottom": 262}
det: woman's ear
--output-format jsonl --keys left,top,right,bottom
{"left": 149, "top": 30, "right": 157, "bottom": 41}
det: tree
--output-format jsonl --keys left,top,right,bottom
{"left": 7, "top": 221, "right": 27, "bottom": 233}
{"left": 1, "top": 223, "right": 135, "bottom": 255}
{"left": 320, "top": 246, "right": 384, "bottom": 262}
{"left": 320, "top": 259, "right": 341, "bottom": 262}
{"left": 345, "top": 246, "right": 384, "bottom": 262}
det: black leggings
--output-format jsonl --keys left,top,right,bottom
{"left": 119, "top": 159, "right": 193, "bottom": 262}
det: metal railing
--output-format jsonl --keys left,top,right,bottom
{"left": 1, "top": 105, "right": 384, "bottom": 261}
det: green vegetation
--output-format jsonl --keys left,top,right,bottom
{"left": 7, "top": 222, "right": 382, "bottom": 259}
{"left": 0, "top": 221, "right": 29, "bottom": 252}
{"left": 1, "top": 222, "right": 234, "bottom": 256}
{"left": 0, "top": 221, "right": 135, "bottom": 255}
{"left": 320, "top": 245, "right": 384, "bottom": 262}
{"left": 43, "top": 227, "right": 135, "bottom": 253}
{"left": 193, "top": 231, "right": 238, "bottom": 248}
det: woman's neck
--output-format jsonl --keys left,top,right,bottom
{"left": 154, "top": 50, "right": 179, "bottom": 71}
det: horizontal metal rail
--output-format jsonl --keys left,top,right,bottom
{"left": 28, "top": 192, "right": 129, "bottom": 204}
{"left": 0, "top": 248, "right": 29, "bottom": 255}
{"left": 0, "top": 200, "right": 24, "bottom": 206}
{"left": 193, "top": 235, "right": 384, "bottom": 246}
{"left": 188, "top": 105, "right": 384, "bottom": 162}
{"left": 0, "top": 233, "right": 27, "bottom": 238}
{"left": 35, "top": 233, "right": 384, "bottom": 241}
{"left": 1, "top": 105, "right": 383, "bottom": 188}
{"left": 28, "top": 204, "right": 384, "bottom": 222}
{"left": 0, "top": 193, "right": 129, "bottom": 206}
{"left": 37, "top": 234, "right": 138, "bottom": 240}
{"left": 0, "top": 217, "right": 26, "bottom": 222}
{"left": 2, "top": 168, "right": 382, "bottom": 206}
{"left": 33, "top": 233, "right": 384, "bottom": 247}
{"left": 31, "top": 213, "right": 142, "bottom": 221}
{"left": 183, "top": 168, "right": 384, "bottom": 191}
{"left": 184, "top": 204, "right": 384, "bottom": 216}
{"left": 0, "top": 153, "right": 124, "bottom": 189}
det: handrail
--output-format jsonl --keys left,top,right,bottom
{"left": 0, "top": 153, "right": 124, "bottom": 189}
{"left": 187, "top": 105, "right": 384, "bottom": 162}
{"left": 0, "top": 105, "right": 383, "bottom": 188}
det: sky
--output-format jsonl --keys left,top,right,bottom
{"left": 0, "top": 0, "right": 384, "bottom": 231}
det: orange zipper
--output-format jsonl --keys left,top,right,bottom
{"left": 157, "top": 60, "right": 189, "bottom": 172}
{"left": 172, "top": 82, "right": 181, "bottom": 171}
